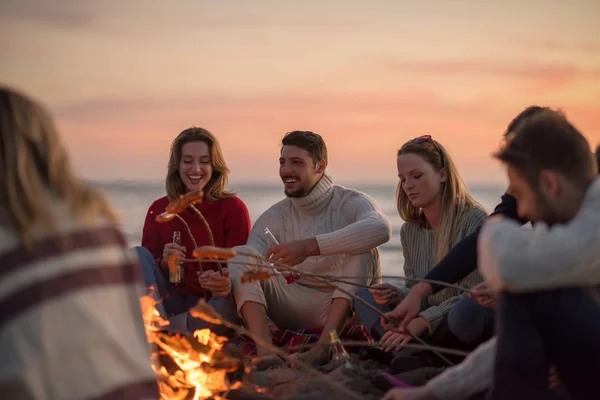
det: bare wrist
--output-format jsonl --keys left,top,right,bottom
{"left": 306, "top": 237, "right": 321, "bottom": 257}
{"left": 412, "top": 282, "right": 433, "bottom": 298}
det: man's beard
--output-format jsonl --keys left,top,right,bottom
{"left": 284, "top": 185, "right": 311, "bottom": 198}
{"left": 533, "top": 191, "right": 563, "bottom": 226}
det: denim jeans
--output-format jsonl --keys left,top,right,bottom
{"left": 448, "top": 296, "right": 495, "bottom": 347}
{"left": 493, "top": 288, "right": 600, "bottom": 400}
{"left": 134, "top": 246, "right": 239, "bottom": 336}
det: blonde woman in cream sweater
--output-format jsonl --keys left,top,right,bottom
{"left": 227, "top": 131, "right": 391, "bottom": 365}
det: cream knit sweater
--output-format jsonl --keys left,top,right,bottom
{"left": 244, "top": 173, "right": 391, "bottom": 294}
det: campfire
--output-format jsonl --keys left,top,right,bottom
{"left": 141, "top": 294, "right": 249, "bottom": 399}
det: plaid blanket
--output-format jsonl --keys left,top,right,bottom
{"left": 226, "top": 324, "right": 371, "bottom": 356}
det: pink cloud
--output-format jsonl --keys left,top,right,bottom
{"left": 379, "top": 59, "right": 599, "bottom": 93}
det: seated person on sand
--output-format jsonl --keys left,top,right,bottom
{"left": 0, "top": 87, "right": 159, "bottom": 399}
{"left": 382, "top": 111, "right": 600, "bottom": 400}
{"left": 226, "top": 131, "right": 391, "bottom": 365}
{"left": 383, "top": 106, "right": 550, "bottom": 362}
{"left": 353, "top": 135, "right": 487, "bottom": 360}
{"left": 137, "top": 127, "right": 251, "bottom": 335}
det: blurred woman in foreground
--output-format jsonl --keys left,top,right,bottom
{"left": 0, "top": 86, "right": 158, "bottom": 399}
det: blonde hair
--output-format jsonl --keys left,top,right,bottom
{"left": 396, "top": 138, "right": 483, "bottom": 263}
{"left": 0, "top": 86, "right": 118, "bottom": 248}
{"left": 166, "top": 127, "right": 234, "bottom": 202}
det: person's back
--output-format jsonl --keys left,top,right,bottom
{"left": 0, "top": 87, "right": 158, "bottom": 399}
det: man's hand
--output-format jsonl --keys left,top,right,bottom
{"left": 266, "top": 237, "right": 320, "bottom": 268}
{"left": 469, "top": 281, "right": 497, "bottom": 309}
{"left": 380, "top": 317, "right": 428, "bottom": 352}
{"left": 381, "top": 387, "right": 437, "bottom": 400}
{"left": 369, "top": 283, "right": 404, "bottom": 305}
{"left": 198, "top": 268, "right": 231, "bottom": 297}
{"left": 383, "top": 283, "right": 431, "bottom": 330}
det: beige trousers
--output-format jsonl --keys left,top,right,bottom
{"left": 228, "top": 245, "right": 381, "bottom": 331}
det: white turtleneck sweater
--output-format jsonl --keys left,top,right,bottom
{"left": 243, "top": 173, "right": 391, "bottom": 295}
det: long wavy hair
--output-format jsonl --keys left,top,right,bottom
{"left": 165, "top": 127, "right": 235, "bottom": 202}
{"left": 0, "top": 86, "right": 117, "bottom": 248}
{"left": 396, "top": 138, "right": 483, "bottom": 263}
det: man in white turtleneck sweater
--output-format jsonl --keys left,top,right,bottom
{"left": 227, "top": 131, "right": 391, "bottom": 363}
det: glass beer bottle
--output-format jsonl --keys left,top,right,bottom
{"left": 169, "top": 231, "right": 184, "bottom": 284}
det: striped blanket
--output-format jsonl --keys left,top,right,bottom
{"left": 227, "top": 324, "right": 370, "bottom": 356}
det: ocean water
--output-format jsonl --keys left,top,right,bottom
{"left": 94, "top": 181, "right": 506, "bottom": 276}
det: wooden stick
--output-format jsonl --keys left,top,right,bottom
{"left": 175, "top": 214, "right": 197, "bottom": 250}
{"left": 185, "top": 254, "right": 457, "bottom": 366}
{"left": 286, "top": 340, "right": 469, "bottom": 357}
{"left": 182, "top": 258, "right": 472, "bottom": 294}
{"left": 187, "top": 204, "right": 224, "bottom": 276}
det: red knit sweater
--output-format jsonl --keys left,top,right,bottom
{"left": 141, "top": 195, "right": 251, "bottom": 296}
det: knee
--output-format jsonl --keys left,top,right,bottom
{"left": 353, "top": 288, "right": 375, "bottom": 309}
{"left": 449, "top": 296, "right": 485, "bottom": 323}
{"left": 132, "top": 246, "right": 161, "bottom": 284}
{"left": 228, "top": 245, "right": 266, "bottom": 280}
{"left": 448, "top": 296, "right": 494, "bottom": 342}
{"left": 341, "top": 251, "right": 380, "bottom": 278}
{"left": 133, "top": 246, "right": 154, "bottom": 266}
{"left": 209, "top": 297, "right": 239, "bottom": 322}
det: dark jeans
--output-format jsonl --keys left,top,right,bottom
{"left": 354, "top": 288, "right": 394, "bottom": 339}
{"left": 493, "top": 288, "right": 600, "bottom": 400}
{"left": 448, "top": 296, "right": 495, "bottom": 348}
{"left": 135, "top": 246, "right": 240, "bottom": 336}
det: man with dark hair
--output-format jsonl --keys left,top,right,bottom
{"left": 480, "top": 110, "right": 600, "bottom": 399}
{"left": 227, "top": 130, "right": 391, "bottom": 364}
{"left": 382, "top": 112, "right": 600, "bottom": 400}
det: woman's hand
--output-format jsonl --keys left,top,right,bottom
{"left": 198, "top": 268, "right": 231, "bottom": 297}
{"left": 160, "top": 242, "right": 186, "bottom": 269}
{"left": 380, "top": 316, "right": 429, "bottom": 352}
{"left": 369, "top": 283, "right": 404, "bottom": 305}
{"left": 383, "top": 283, "right": 431, "bottom": 331}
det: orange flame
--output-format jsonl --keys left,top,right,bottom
{"left": 140, "top": 293, "right": 243, "bottom": 399}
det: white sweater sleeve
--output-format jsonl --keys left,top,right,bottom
{"left": 427, "top": 337, "right": 496, "bottom": 400}
{"left": 478, "top": 182, "right": 600, "bottom": 292}
{"left": 316, "top": 193, "right": 391, "bottom": 256}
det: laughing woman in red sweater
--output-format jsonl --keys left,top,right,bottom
{"left": 136, "top": 127, "right": 251, "bottom": 335}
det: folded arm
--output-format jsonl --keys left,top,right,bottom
{"left": 479, "top": 190, "right": 600, "bottom": 292}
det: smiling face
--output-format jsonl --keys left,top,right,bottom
{"left": 179, "top": 141, "right": 212, "bottom": 193}
{"left": 279, "top": 145, "right": 324, "bottom": 198}
{"left": 397, "top": 152, "right": 445, "bottom": 209}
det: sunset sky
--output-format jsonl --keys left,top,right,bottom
{"left": 2, "top": 0, "right": 599, "bottom": 185}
